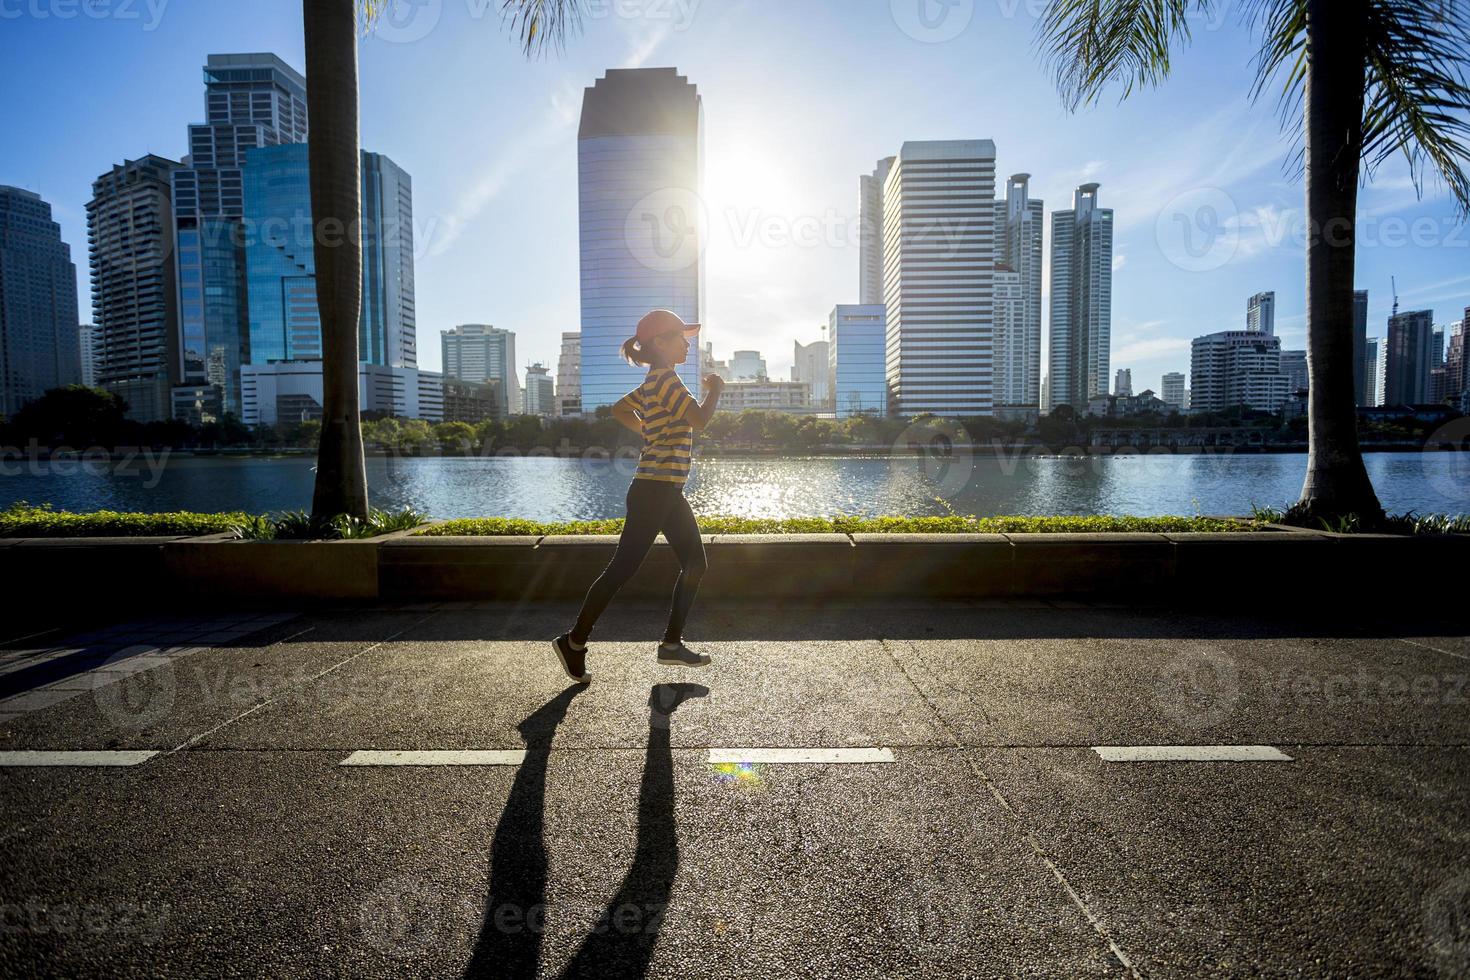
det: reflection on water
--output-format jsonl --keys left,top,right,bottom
{"left": 1, "top": 451, "right": 1466, "bottom": 520}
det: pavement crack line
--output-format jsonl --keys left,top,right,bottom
{"left": 167, "top": 612, "right": 438, "bottom": 756}
{"left": 877, "top": 636, "right": 1145, "bottom": 980}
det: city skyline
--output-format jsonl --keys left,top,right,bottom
{"left": 4, "top": 3, "right": 1465, "bottom": 396}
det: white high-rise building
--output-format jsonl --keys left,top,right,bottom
{"left": 1247, "top": 291, "right": 1276, "bottom": 336}
{"left": 992, "top": 268, "right": 1026, "bottom": 417}
{"left": 577, "top": 67, "right": 703, "bottom": 411}
{"left": 442, "top": 324, "right": 517, "bottom": 416}
{"left": 79, "top": 324, "right": 99, "bottom": 387}
{"left": 1114, "top": 368, "right": 1132, "bottom": 397}
{"left": 1189, "top": 330, "right": 1290, "bottom": 413}
{"left": 1161, "top": 371, "right": 1185, "bottom": 410}
{"left": 555, "top": 331, "right": 581, "bottom": 417}
{"left": 1048, "top": 183, "right": 1113, "bottom": 412}
{"left": 522, "top": 363, "right": 554, "bottom": 417}
{"left": 883, "top": 139, "right": 998, "bottom": 416}
{"left": 995, "top": 174, "right": 1044, "bottom": 413}
{"left": 1364, "top": 337, "right": 1382, "bottom": 407}
{"left": 792, "top": 339, "right": 829, "bottom": 408}
{"left": 859, "top": 156, "right": 895, "bottom": 307}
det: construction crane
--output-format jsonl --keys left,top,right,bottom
{"left": 1391, "top": 276, "right": 1399, "bottom": 318}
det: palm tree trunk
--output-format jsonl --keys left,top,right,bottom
{"left": 1297, "top": 0, "right": 1384, "bottom": 523}
{"left": 305, "top": 0, "right": 369, "bottom": 520}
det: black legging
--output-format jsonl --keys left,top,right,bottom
{"left": 571, "top": 478, "right": 707, "bottom": 645}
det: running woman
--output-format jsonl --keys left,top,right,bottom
{"left": 551, "top": 309, "right": 725, "bottom": 684}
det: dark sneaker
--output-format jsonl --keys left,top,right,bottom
{"left": 551, "top": 633, "right": 591, "bottom": 684}
{"left": 657, "top": 641, "right": 711, "bottom": 667}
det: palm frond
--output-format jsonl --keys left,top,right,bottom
{"left": 1360, "top": 0, "right": 1470, "bottom": 215}
{"left": 501, "top": 0, "right": 584, "bottom": 58}
{"left": 1248, "top": 0, "right": 1470, "bottom": 214}
{"left": 1037, "top": 0, "right": 1219, "bottom": 110}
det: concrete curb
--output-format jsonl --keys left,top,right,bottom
{"left": 4, "top": 531, "right": 1466, "bottom": 608}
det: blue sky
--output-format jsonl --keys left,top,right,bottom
{"left": 3, "top": 0, "right": 1467, "bottom": 392}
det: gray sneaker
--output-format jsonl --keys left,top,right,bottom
{"left": 657, "top": 641, "right": 711, "bottom": 667}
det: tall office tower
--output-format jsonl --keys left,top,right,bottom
{"left": 991, "top": 268, "right": 1025, "bottom": 416}
{"left": 1246, "top": 291, "right": 1276, "bottom": 336}
{"left": 555, "top": 331, "right": 581, "bottom": 416}
{"left": 1189, "top": 330, "right": 1290, "bottom": 413}
{"left": 1114, "top": 368, "right": 1132, "bottom": 397}
{"left": 793, "top": 339, "right": 829, "bottom": 407}
{"left": 701, "top": 339, "right": 730, "bottom": 381}
{"left": 1352, "top": 289, "right": 1369, "bottom": 405}
{"left": 1161, "top": 371, "right": 1186, "bottom": 409}
{"left": 1048, "top": 183, "right": 1113, "bottom": 412}
{"left": 995, "top": 174, "right": 1043, "bottom": 412}
{"left": 858, "top": 156, "right": 895, "bottom": 306}
{"left": 1384, "top": 309, "right": 1434, "bottom": 404}
{"left": 577, "top": 67, "right": 703, "bottom": 411}
{"left": 1364, "top": 337, "right": 1383, "bottom": 406}
{"left": 0, "top": 187, "right": 80, "bottom": 416}
{"left": 242, "top": 144, "right": 415, "bottom": 368}
{"left": 79, "top": 324, "right": 99, "bottom": 387}
{"left": 1280, "top": 349, "right": 1308, "bottom": 392}
{"left": 173, "top": 53, "right": 308, "bottom": 414}
{"left": 730, "top": 349, "right": 766, "bottom": 380}
{"left": 442, "top": 324, "right": 518, "bottom": 415}
{"left": 829, "top": 304, "right": 886, "bottom": 418}
{"left": 1446, "top": 320, "right": 1466, "bottom": 399}
{"left": 522, "top": 363, "right": 554, "bottom": 416}
{"left": 884, "top": 139, "right": 998, "bottom": 416}
{"left": 86, "top": 157, "right": 181, "bottom": 422}
{"left": 361, "top": 152, "right": 417, "bottom": 369}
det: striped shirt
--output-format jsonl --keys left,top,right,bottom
{"left": 632, "top": 367, "right": 697, "bottom": 484}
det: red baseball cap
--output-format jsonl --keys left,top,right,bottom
{"left": 635, "top": 309, "right": 701, "bottom": 345}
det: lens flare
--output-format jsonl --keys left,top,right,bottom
{"left": 709, "top": 761, "right": 764, "bottom": 786}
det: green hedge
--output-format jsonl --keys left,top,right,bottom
{"left": 0, "top": 503, "right": 247, "bottom": 538}
{"left": 417, "top": 514, "right": 1260, "bottom": 536}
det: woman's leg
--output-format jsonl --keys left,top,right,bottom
{"left": 570, "top": 480, "right": 672, "bottom": 644}
{"left": 658, "top": 489, "right": 707, "bottom": 645}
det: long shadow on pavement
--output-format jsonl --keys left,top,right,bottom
{"left": 557, "top": 682, "right": 708, "bottom": 979}
{"left": 463, "top": 684, "right": 584, "bottom": 979}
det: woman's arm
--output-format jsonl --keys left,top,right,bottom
{"left": 610, "top": 391, "right": 643, "bottom": 435}
{"left": 686, "top": 374, "right": 725, "bottom": 431}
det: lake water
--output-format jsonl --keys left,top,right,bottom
{"left": 2, "top": 450, "right": 1466, "bottom": 520}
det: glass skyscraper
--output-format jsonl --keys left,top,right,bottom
{"left": 829, "top": 304, "right": 886, "bottom": 418}
{"left": 243, "top": 143, "right": 416, "bottom": 370}
{"left": 173, "top": 53, "right": 308, "bottom": 415}
{"left": 577, "top": 68, "right": 703, "bottom": 412}
{"left": 0, "top": 186, "right": 80, "bottom": 416}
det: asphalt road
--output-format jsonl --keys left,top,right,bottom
{"left": 0, "top": 599, "right": 1467, "bottom": 978}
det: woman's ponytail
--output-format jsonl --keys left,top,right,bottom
{"left": 621, "top": 336, "right": 652, "bottom": 367}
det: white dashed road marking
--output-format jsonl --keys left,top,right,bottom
{"left": 707, "top": 747, "right": 896, "bottom": 764}
{"left": 1092, "top": 745, "right": 1294, "bottom": 762}
{"left": 0, "top": 750, "right": 159, "bottom": 767}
